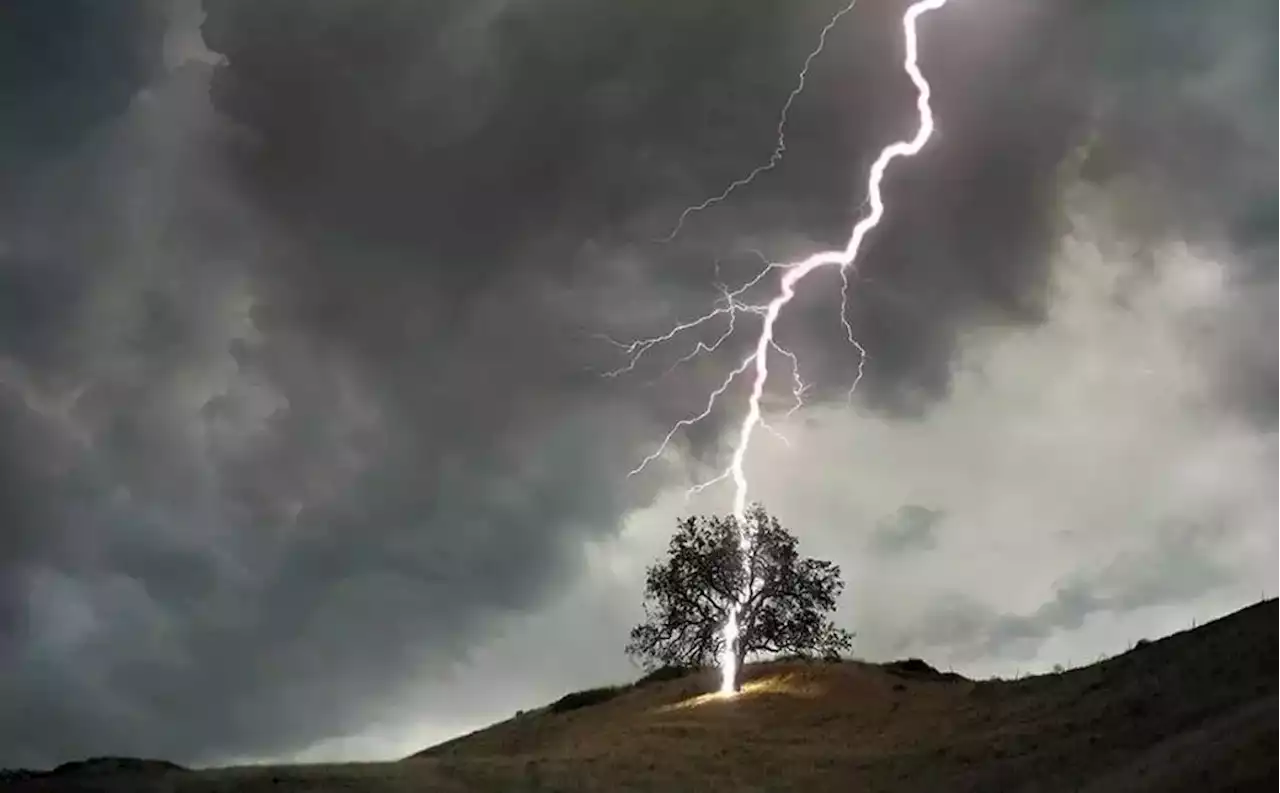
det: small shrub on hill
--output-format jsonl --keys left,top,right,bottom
{"left": 635, "top": 665, "right": 695, "bottom": 687}
{"left": 777, "top": 650, "right": 846, "bottom": 664}
{"left": 776, "top": 652, "right": 813, "bottom": 663}
{"left": 549, "top": 685, "right": 625, "bottom": 714}
{"left": 883, "top": 658, "right": 966, "bottom": 682}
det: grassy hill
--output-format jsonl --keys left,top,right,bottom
{"left": 6, "top": 599, "right": 1276, "bottom": 792}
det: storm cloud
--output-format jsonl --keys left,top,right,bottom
{"left": 0, "top": 0, "right": 1273, "bottom": 768}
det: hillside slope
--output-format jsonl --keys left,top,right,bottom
{"left": 407, "top": 598, "right": 1277, "bottom": 792}
{"left": 6, "top": 599, "right": 1276, "bottom": 792}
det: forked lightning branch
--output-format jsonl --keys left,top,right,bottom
{"left": 605, "top": 0, "right": 954, "bottom": 695}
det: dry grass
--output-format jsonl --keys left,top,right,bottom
{"left": 8, "top": 600, "right": 1276, "bottom": 792}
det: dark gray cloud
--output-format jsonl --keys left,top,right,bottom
{"left": 0, "top": 2, "right": 165, "bottom": 173}
{"left": 0, "top": 0, "right": 1273, "bottom": 769}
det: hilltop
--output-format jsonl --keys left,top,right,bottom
{"left": 5, "top": 599, "right": 1275, "bottom": 792}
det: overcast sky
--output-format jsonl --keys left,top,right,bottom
{"left": 0, "top": 0, "right": 1275, "bottom": 770}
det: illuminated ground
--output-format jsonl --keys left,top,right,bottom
{"left": 7, "top": 599, "right": 1275, "bottom": 792}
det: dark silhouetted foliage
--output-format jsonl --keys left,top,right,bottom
{"left": 626, "top": 504, "right": 853, "bottom": 686}
{"left": 549, "top": 686, "right": 625, "bottom": 713}
{"left": 777, "top": 651, "right": 845, "bottom": 664}
{"left": 883, "top": 658, "right": 966, "bottom": 682}
{"left": 635, "top": 664, "right": 697, "bottom": 687}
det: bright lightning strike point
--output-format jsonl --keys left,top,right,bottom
{"left": 613, "top": 0, "right": 952, "bottom": 697}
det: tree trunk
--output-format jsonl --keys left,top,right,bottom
{"left": 733, "top": 645, "right": 746, "bottom": 692}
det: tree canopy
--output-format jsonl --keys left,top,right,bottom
{"left": 626, "top": 504, "right": 853, "bottom": 683}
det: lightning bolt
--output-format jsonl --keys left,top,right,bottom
{"left": 611, "top": 0, "right": 952, "bottom": 695}
{"left": 658, "top": 0, "right": 862, "bottom": 243}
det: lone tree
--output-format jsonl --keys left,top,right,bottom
{"left": 626, "top": 504, "right": 853, "bottom": 688}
